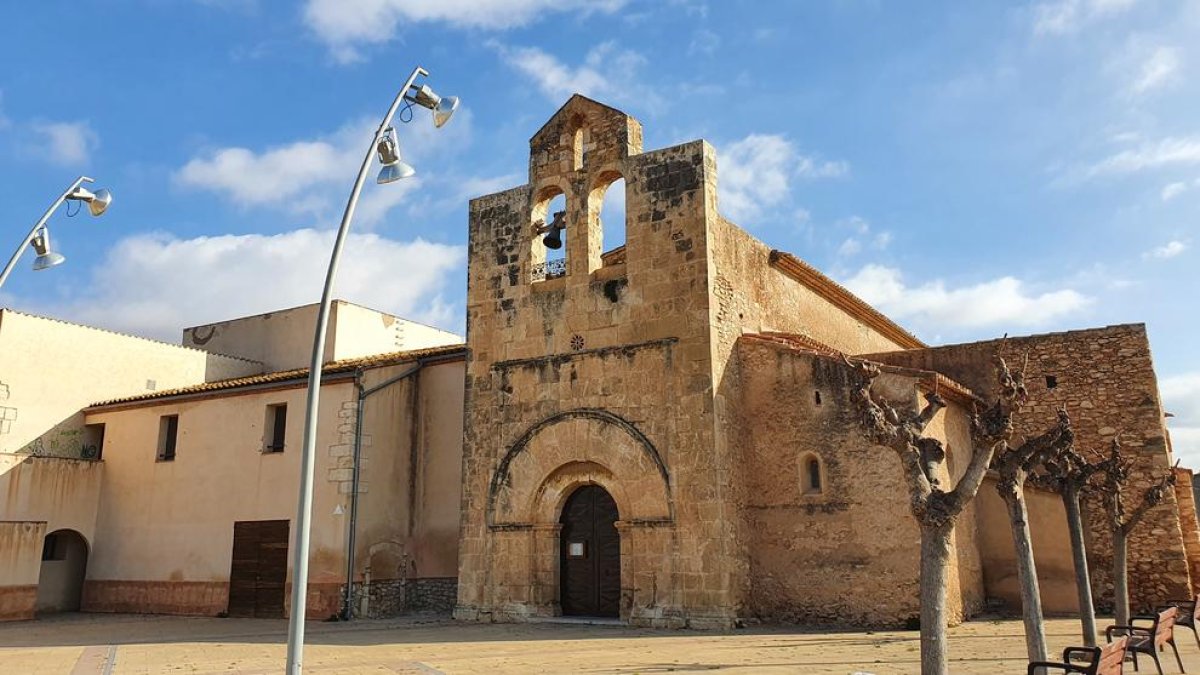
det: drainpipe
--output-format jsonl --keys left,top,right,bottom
{"left": 341, "top": 352, "right": 460, "bottom": 619}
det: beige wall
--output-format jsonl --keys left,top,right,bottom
{"left": 0, "top": 310, "right": 260, "bottom": 462}
{"left": 182, "top": 301, "right": 460, "bottom": 372}
{"left": 80, "top": 357, "right": 465, "bottom": 619}
{"left": 353, "top": 360, "right": 465, "bottom": 581}
{"left": 84, "top": 380, "right": 355, "bottom": 617}
{"left": 975, "top": 478, "right": 1078, "bottom": 614}
{"left": 0, "top": 521, "right": 46, "bottom": 620}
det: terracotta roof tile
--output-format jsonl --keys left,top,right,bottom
{"left": 87, "top": 344, "right": 466, "bottom": 409}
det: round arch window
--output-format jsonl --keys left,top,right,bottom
{"left": 801, "top": 455, "right": 824, "bottom": 495}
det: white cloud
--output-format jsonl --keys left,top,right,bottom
{"left": 1131, "top": 46, "right": 1181, "bottom": 94}
{"left": 22, "top": 229, "right": 464, "bottom": 341}
{"left": 1033, "top": 0, "right": 1139, "bottom": 36}
{"left": 1144, "top": 240, "right": 1188, "bottom": 259}
{"left": 491, "top": 41, "right": 658, "bottom": 110}
{"left": 303, "top": 0, "right": 626, "bottom": 62}
{"left": 1162, "top": 181, "right": 1189, "bottom": 201}
{"left": 837, "top": 238, "right": 862, "bottom": 257}
{"left": 1163, "top": 372, "right": 1200, "bottom": 467}
{"left": 716, "top": 134, "right": 848, "bottom": 223}
{"left": 1081, "top": 136, "right": 1200, "bottom": 179}
{"left": 843, "top": 264, "right": 1090, "bottom": 329}
{"left": 833, "top": 217, "right": 889, "bottom": 257}
{"left": 31, "top": 121, "right": 98, "bottom": 166}
{"left": 174, "top": 113, "right": 471, "bottom": 227}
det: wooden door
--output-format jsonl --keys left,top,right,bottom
{"left": 228, "top": 520, "right": 289, "bottom": 618}
{"left": 559, "top": 485, "right": 620, "bottom": 617}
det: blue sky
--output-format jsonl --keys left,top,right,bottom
{"left": 2, "top": 0, "right": 1199, "bottom": 460}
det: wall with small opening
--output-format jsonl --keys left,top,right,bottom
{"left": 731, "top": 337, "right": 985, "bottom": 627}
{"left": 799, "top": 453, "right": 824, "bottom": 495}
{"left": 36, "top": 529, "right": 88, "bottom": 613}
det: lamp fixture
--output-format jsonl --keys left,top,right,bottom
{"left": 67, "top": 186, "right": 113, "bottom": 216}
{"left": 405, "top": 83, "right": 460, "bottom": 128}
{"left": 30, "top": 228, "right": 65, "bottom": 271}
{"left": 376, "top": 128, "right": 416, "bottom": 184}
{"left": 0, "top": 175, "right": 114, "bottom": 291}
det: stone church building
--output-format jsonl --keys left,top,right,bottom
{"left": 0, "top": 95, "right": 1193, "bottom": 630}
{"left": 453, "top": 95, "right": 1191, "bottom": 628}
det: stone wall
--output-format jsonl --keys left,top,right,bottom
{"left": 1174, "top": 468, "right": 1200, "bottom": 591}
{"left": 457, "top": 95, "right": 740, "bottom": 627}
{"left": 867, "top": 324, "right": 1191, "bottom": 613}
{"left": 406, "top": 577, "right": 457, "bottom": 612}
{"left": 731, "top": 337, "right": 984, "bottom": 626}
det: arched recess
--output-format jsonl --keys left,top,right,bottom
{"left": 589, "top": 169, "right": 627, "bottom": 267}
{"left": 799, "top": 453, "right": 825, "bottom": 496}
{"left": 531, "top": 182, "right": 569, "bottom": 281}
{"left": 36, "top": 529, "right": 88, "bottom": 613}
{"left": 487, "top": 409, "right": 673, "bottom": 527}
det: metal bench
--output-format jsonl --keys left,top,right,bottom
{"left": 1107, "top": 606, "right": 1185, "bottom": 674}
{"left": 1165, "top": 597, "right": 1200, "bottom": 649}
{"left": 1028, "top": 636, "right": 1128, "bottom": 674}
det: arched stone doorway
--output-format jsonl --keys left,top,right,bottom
{"left": 36, "top": 529, "right": 88, "bottom": 613}
{"left": 559, "top": 484, "right": 620, "bottom": 617}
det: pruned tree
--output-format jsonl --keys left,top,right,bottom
{"left": 846, "top": 349, "right": 1027, "bottom": 675}
{"left": 992, "top": 408, "right": 1076, "bottom": 663}
{"left": 1029, "top": 444, "right": 1106, "bottom": 647}
{"left": 1098, "top": 437, "right": 1178, "bottom": 625}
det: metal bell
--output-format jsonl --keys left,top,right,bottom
{"left": 542, "top": 210, "right": 566, "bottom": 250}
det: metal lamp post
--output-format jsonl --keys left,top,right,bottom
{"left": 0, "top": 176, "right": 113, "bottom": 291}
{"left": 285, "top": 66, "right": 458, "bottom": 674}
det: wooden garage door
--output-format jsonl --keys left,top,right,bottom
{"left": 559, "top": 485, "right": 620, "bottom": 617}
{"left": 228, "top": 520, "right": 289, "bottom": 618}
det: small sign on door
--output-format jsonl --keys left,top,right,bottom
{"left": 568, "top": 541, "right": 586, "bottom": 558}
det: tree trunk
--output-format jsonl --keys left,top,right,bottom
{"left": 1062, "top": 486, "right": 1097, "bottom": 646}
{"left": 1114, "top": 528, "right": 1131, "bottom": 626}
{"left": 1003, "top": 487, "right": 1049, "bottom": 663}
{"left": 920, "top": 523, "right": 953, "bottom": 675}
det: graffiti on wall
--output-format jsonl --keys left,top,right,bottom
{"left": 0, "top": 381, "right": 14, "bottom": 436}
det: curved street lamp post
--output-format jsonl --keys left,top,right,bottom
{"left": 0, "top": 176, "right": 113, "bottom": 291}
{"left": 286, "top": 65, "right": 458, "bottom": 673}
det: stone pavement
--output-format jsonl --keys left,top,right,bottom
{"left": 3, "top": 613, "right": 1200, "bottom": 674}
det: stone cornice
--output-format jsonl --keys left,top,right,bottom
{"left": 768, "top": 250, "right": 926, "bottom": 350}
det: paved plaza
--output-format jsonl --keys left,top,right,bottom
{"left": 4, "top": 613, "right": 1200, "bottom": 674}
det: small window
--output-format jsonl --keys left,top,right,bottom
{"left": 264, "top": 403, "right": 287, "bottom": 453}
{"left": 157, "top": 414, "right": 179, "bottom": 462}
{"left": 1045, "top": 375, "right": 1058, "bottom": 389}
{"left": 814, "top": 391, "right": 822, "bottom": 406}
{"left": 82, "top": 423, "right": 105, "bottom": 460}
{"left": 801, "top": 455, "right": 823, "bottom": 495}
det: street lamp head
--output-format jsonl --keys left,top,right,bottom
{"left": 408, "top": 84, "right": 459, "bottom": 128}
{"left": 87, "top": 188, "right": 113, "bottom": 216}
{"left": 67, "top": 185, "right": 114, "bottom": 217}
{"left": 375, "top": 128, "right": 416, "bottom": 184}
{"left": 30, "top": 228, "right": 65, "bottom": 271}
